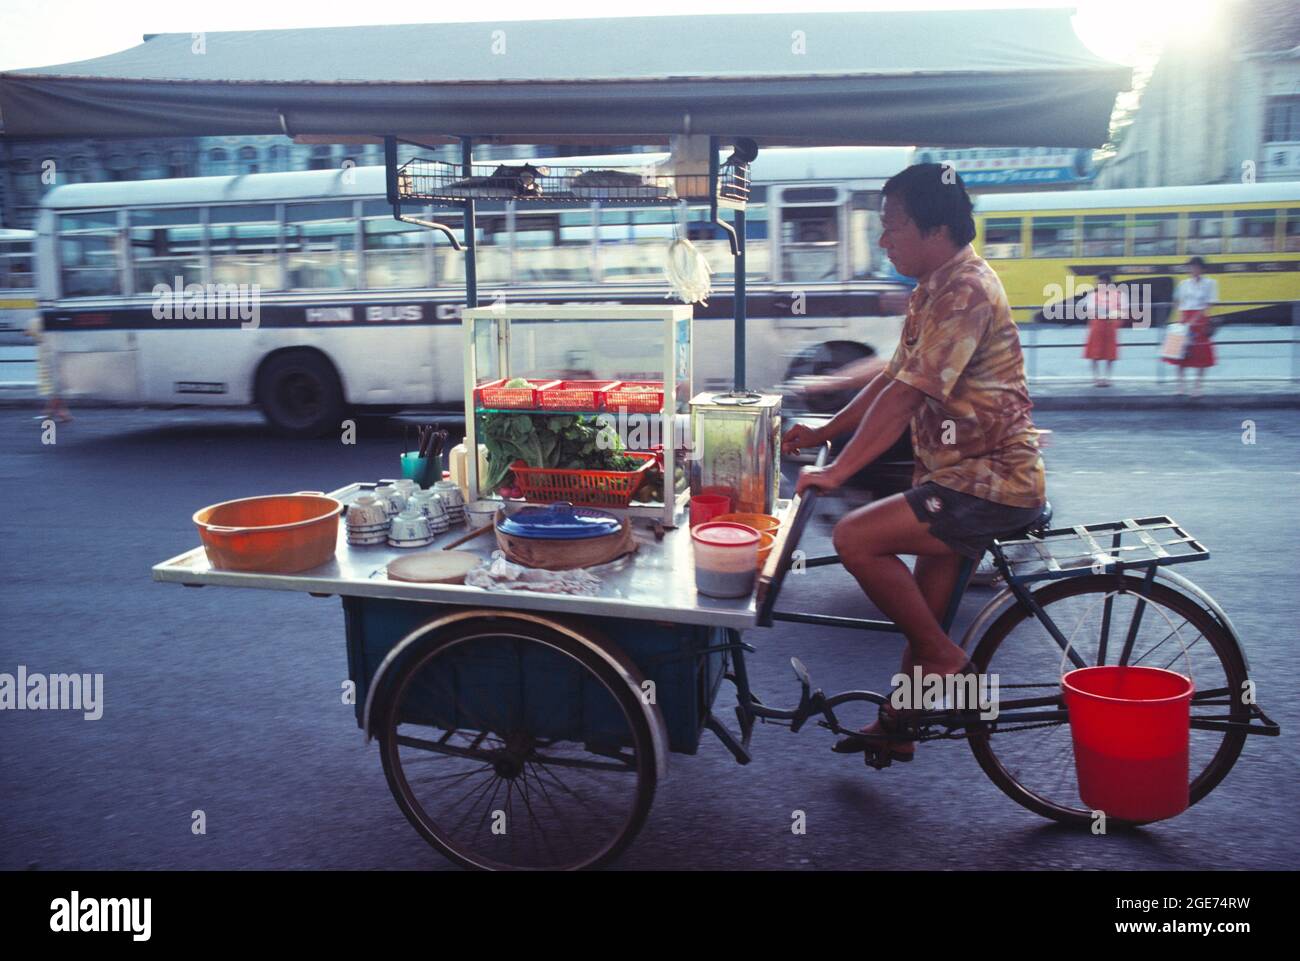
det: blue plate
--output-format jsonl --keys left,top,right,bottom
{"left": 498, "top": 502, "right": 623, "bottom": 540}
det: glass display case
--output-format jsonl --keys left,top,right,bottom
{"left": 462, "top": 304, "right": 693, "bottom": 527}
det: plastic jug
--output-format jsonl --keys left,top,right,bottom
{"left": 450, "top": 443, "right": 489, "bottom": 501}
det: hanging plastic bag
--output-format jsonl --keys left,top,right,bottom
{"left": 663, "top": 202, "right": 712, "bottom": 305}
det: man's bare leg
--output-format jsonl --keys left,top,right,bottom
{"left": 854, "top": 551, "right": 969, "bottom": 753}
{"left": 832, "top": 494, "right": 971, "bottom": 675}
{"left": 832, "top": 496, "right": 974, "bottom": 754}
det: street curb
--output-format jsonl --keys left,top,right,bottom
{"left": 4, "top": 389, "right": 1299, "bottom": 413}
{"left": 1032, "top": 393, "right": 1300, "bottom": 411}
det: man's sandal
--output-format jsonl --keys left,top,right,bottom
{"left": 830, "top": 659, "right": 981, "bottom": 762}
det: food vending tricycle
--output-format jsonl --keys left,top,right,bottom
{"left": 111, "top": 11, "right": 1279, "bottom": 869}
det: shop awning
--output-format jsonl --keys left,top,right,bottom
{"left": 0, "top": 10, "right": 1130, "bottom": 147}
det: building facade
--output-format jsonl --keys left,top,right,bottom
{"left": 1096, "top": 0, "right": 1300, "bottom": 188}
{"left": 911, "top": 147, "right": 1097, "bottom": 193}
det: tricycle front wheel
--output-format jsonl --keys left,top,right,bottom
{"left": 375, "top": 616, "right": 659, "bottom": 870}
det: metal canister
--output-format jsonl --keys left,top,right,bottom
{"left": 688, "top": 391, "right": 782, "bottom": 515}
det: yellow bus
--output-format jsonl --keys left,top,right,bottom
{"left": 973, "top": 182, "right": 1300, "bottom": 325}
{"left": 0, "top": 229, "right": 37, "bottom": 332}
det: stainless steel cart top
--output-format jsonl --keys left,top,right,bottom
{"left": 153, "top": 483, "right": 784, "bottom": 629}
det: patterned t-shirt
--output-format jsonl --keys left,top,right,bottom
{"left": 884, "top": 244, "right": 1046, "bottom": 508}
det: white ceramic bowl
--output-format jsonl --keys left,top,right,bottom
{"left": 465, "top": 500, "right": 500, "bottom": 529}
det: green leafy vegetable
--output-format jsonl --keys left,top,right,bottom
{"left": 478, "top": 411, "right": 643, "bottom": 492}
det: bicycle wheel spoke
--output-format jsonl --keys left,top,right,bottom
{"left": 526, "top": 760, "right": 585, "bottom": 847}
{"left": 514, "top": 768, "right": 563, "bottom": 865}
{"left": 407, "top": 762, "right": 494, "bottom": 786}
{"left": 530, "top": 756, "right": 610, "bottom": 819}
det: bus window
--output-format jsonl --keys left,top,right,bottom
{"left": 285, "top": 202, "right": 358, "bottom": 290}
{"left": 363, "top": 210, "right": 430, "bottom": 289}
{"left": 1133, "top": 213, "right": 1178, "bottom": 255}
{"left": 1082, "top": 216, "right": 1126, "bottom": 257}
{"left": 58, "top": 211, "right": 122, "bottom": 297}
{"left": 209, "top": 205, "right": 280, "bottom": 290}
{"left": 0, "top": 242, "right": 34, "bottom": 289}
{"left": 597, "top": 207, "right": 672, "bottom": 283}
{"left": 982, "top": 218, "right": 1023, "bottom": 258}
{"left": 129, "top": 208, "right": 202, "bottom": 292}
{"left": 1030, "top": 217, "right": 1077, "bottom": 258}
{"left": 781, "top": 206, "right": 839, "bottom": 282}
{"left": 513, "top": 210, "right": 592, "bottom": 284}
{"left": 848, "top": 191, "right": 878, "bottom": 279}
{"left": 1286, "top": 209, "right": 1300, "bottom": 252}
{"left": 1187, "top": 211, "right": 1225, "bottom": 254}
{"left": 435, "top": 209, "right": 513, "bottom": 287}
{"left": 1228, "top": 210, "right": 1277, "bottom": 253}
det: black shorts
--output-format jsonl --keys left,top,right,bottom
{"left": 904, "top": 482, "right": 1046, "bottom": 560}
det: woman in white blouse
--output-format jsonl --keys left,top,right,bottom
{"left": 1166, "top": 256, "right": 1218, "bottom": 396}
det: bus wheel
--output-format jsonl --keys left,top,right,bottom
{"left": 256, "top": 350, "right": 345, "bottom": 438}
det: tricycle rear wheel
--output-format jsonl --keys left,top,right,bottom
{"left": 967, "top": 575, "right": 1248, "bottom": 827}
{"left": 375, "top": 616, "right": 658, "bottom": 870}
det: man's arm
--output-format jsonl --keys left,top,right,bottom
{"left": 829, "top": 377, "right": 925, "bottom": 479}
{"left": 819, "top": 368, "right": 890, "bottom": 441}
{"left": 795, "top": 376, "right": 925, "bottom": 493}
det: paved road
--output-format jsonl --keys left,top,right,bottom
{"left": 0, "top": 406, "right": 1296, "bottom": 870}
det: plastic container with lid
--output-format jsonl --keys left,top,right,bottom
{"left": 691, "top": 521, "right": 760, "bottom": 598}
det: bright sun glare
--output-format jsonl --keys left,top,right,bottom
{"left": 1073, "top": 0, "right": 1228, "bottom": 67}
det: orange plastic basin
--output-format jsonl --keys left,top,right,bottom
{"left": 193, "top": 493, "right": 342, "bottom": 573}
{"left": 716, "top": 512, "right": 781, "bottom": 535}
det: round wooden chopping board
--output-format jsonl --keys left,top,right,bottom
{"left": 386, "top": 550, "right": 480, "bottom": 584}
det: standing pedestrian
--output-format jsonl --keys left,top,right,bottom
{"left": 26, "top": 316, "right": 72, "bottom": 423}
{"left": 1166, "top": 256, "right": 1218, "bottom": 397}
{"left": 1081, "top": 270, "right": 1127, "bottom": 386}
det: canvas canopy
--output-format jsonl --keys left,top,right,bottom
{"left": 0, "top": 10, "right": 1129, "bottom": 147}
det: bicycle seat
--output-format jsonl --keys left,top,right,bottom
{"left": 994, "top": 500, "right": 1053, "bottom": 542}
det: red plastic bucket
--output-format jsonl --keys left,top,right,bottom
{"left": 1062, "top": 666, "right": 1193, "bottom": 822}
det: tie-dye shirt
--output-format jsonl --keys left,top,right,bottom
{"left": 884, "top": 245, "right": 1046, "bottom": 508}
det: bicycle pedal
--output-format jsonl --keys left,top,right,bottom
{"left": 864, "top": 750, "right": 892, "bottom": 770}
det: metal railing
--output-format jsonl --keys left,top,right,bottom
{"left": 1014, "top": 300, "right": 1300, "bottom": 382}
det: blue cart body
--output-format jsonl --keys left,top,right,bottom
{"left": 343, "top": 596, "right": 731, "bottom": 755}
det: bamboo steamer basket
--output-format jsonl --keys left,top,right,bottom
{"left": 194, "top": 492, "right": 342, "bottom": 573}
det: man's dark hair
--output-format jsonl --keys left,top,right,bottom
{"left": 882, "top": 163, "right": 976, "bottom": 247}
{"left": 1097, "top": 270, "right": 1114, "bottom": 283}
{"left": 1188, "top": 256, "right": 1206, "bottom": 268}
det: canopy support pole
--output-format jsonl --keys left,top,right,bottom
{"left": 461, "top": 137, "right": 479, "bottom": 309}
{"left": 709, "top": 136, "right": 746, "bottom": 391}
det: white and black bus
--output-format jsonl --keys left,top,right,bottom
{"left": 35, "top": 147, "right": 912, "bottom": 435}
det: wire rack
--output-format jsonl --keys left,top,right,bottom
{"left": 395, "top": 157, "right": 750, "bottom": 207}
{"left": 992, "top": 516, "right": 1208, "bottom": 584}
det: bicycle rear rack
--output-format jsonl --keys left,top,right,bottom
{"left": 991, "top": 515, "right": 1208, "bottom": 586}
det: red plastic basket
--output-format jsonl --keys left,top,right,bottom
{"left": 603, "top": 381, "right": 665, "bottom": 414}
{"left": 538, "top": 380, "right": 622, "bottom": 411}
{"left": 474, "top": 378, "right": 560, "bottom": 409}
{"left": 510, "top": 453, "right": 656, "bottom": 507}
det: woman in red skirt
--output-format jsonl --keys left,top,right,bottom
{"left": 1082, "top": 270, "right": 1127, "bottom": 386}
{"left": 1168, "top": 256, "right": 1218, "bottom": 397}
